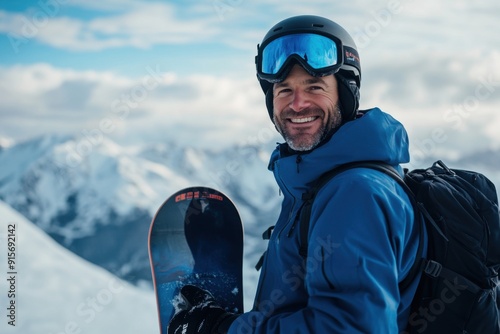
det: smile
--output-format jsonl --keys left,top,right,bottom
{"left": 289, "top": 116, "right": 318, "bottom": 124}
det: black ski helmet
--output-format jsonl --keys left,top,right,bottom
{"left": 256, "top": 15, "right": 361, "bottom": 122}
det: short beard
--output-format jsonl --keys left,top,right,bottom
{"left": 274, "top": 104, "right": 342, "bottom": 151}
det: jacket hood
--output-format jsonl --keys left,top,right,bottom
{"left": 268, "top": 108, "right": 410, "bottom": 198}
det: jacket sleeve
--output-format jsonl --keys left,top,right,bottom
{"left": 228, "top": 169, "right": 417, "bottom": 334}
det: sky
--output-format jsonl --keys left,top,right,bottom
{"left": 1, "top": 0, "right": 499, "bottom": 163}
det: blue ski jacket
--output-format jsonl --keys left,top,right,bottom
{"left": 229, "top": 108, "right": 422, "bottom": 334}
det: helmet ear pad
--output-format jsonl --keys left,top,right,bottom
{"left": 265, "top": 88, "right": 274, "bottom": 121}
{"left": 335, "top": 74, "right": 360, "bottom": 122}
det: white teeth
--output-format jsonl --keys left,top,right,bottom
{"left": 290, "top": 117, "right": 316, "bottom": 123}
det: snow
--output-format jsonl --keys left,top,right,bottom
{"left": 0, "top": 136, "right": 14, "bottom": 149}
{"left": 0, "top": 200, "right": 159, "bottom": 333}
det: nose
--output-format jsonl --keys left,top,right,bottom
{"left": 290, "top": 89, "right": 311, "bottom": 112}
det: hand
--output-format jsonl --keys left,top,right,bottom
{"left": 168, "top": 285, "right": 237, "bottom": 334}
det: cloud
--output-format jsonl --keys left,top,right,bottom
{"left": 359, "top": 49, "right": 500, "bottom": 161}
{"left": 1, "top": 0, "right": 499, "bottom": 155}
{"left": 113, "top": 73, "right": 276, "bottom": 148}
{"left": 2, "top": 0, "right": 498, "bottom": 56}
{"left": 2, "top": 52, "right": 499, "bottom": 157}
{"left": 44, "top": 79, "right": 96, "bottom": 112}
{"left": 0, "top": 3, "right": 221, "bottom": 52}
{"left": 0, "top": 63, "right": 275, "bottom": 149}
{"left": 362, "top": 51, "right": 500, "bottom": 108}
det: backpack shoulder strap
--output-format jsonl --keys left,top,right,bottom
{"left": 299, "top": 161, "right": 379, "bottom": 256}
{"left": 299, "top": 161, "right": 425, "bottom": 291}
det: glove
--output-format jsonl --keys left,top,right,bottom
{"left": 168, "top": 285, "right": 238, "bottom": 334}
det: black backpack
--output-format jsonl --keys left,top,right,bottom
{"left": 296, "top": 160, "right": 500, "bottom": 333}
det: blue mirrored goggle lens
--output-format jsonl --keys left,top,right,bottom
{"left": 261, "top": 33, "right": 339, "bottom": 75}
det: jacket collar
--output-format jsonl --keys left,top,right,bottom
{"left": 268, "top": 108, "right": 410, "bottom": 199}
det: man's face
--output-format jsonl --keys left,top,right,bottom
{"left": 272, "top": 64, "right": 342, "bottom": 151}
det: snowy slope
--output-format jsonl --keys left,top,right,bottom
{"left": 0, "top": 200, "right": 159, "bottom": 334}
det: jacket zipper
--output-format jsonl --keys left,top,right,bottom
{"left": 254, "top": 160, "right": 297, "bottom": 307}
{"left": 296, "top": 155, "right": 302, "bottom": 173}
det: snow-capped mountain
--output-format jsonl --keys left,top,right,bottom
{"left": 0, "top": 200, "right": 158, "bottom": 333}
{"left": 0, "top": 134, "right": 280, "bottom": 307}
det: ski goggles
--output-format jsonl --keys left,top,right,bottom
{"left": 256, "top": 33, "right": 343, "bottom": 83}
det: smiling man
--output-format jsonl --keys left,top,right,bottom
{"left": 167, "top": 15, "right": 423, "bottom": 334}
{"left": 272, "top": 64, "right": 342, "bottom": 151}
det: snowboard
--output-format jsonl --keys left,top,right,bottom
{"left": 148, "top": 186, "right": 244, "bottom": 334}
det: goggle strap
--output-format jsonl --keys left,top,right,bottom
{"left": 343, "top": 46, "right": 360, "bottom": 70}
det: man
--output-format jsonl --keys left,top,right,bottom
{"left": 168, "top": 15, "right": 422, "bottom": 334}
